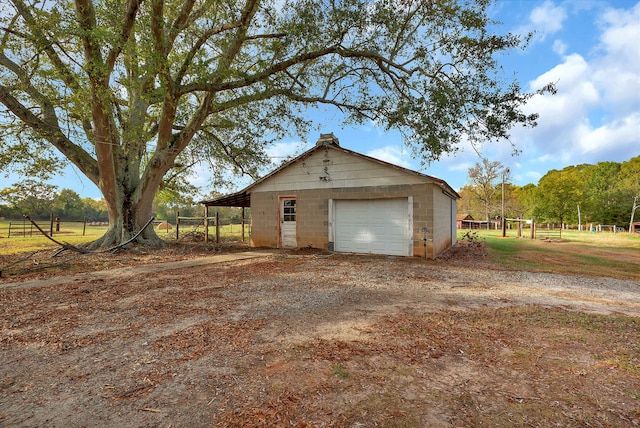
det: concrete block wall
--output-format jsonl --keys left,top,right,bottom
{"left": 249, "top": 192, "right": 280, "bottom": 248}
{"left": 431, "top": 189, "right": 455, "bottom": 256}
{"left": 295, "top": 189, "right": 331, "bottom": 249}
{"left": 249, "top": 183, "right": 453, "bottom": 258}
{"left": 410, "top": 184, "right": 434, "bottom": 259}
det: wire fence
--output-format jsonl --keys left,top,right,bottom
{"left": 1, "top": 216, "right": 88, "bottom": 238}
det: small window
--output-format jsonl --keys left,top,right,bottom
{"left": 282, "top": 199, "right": 296, "bottom": 222}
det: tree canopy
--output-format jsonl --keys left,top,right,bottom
{"left": 458, "top": 155, "right": 640, "bottom": 229}
{"left": 466, "top": 157, "right": 509, "bottom": 222}
{"left": 0, "top": 0, "right": 550, "bottom": 246}
{"left": 0, "top": 181, "right": 108, "bottom": 220}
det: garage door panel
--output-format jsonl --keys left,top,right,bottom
{"left": 334, "top": 199, "right": 410, "bottom": 256}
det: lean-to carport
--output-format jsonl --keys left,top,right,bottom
{"left": 200, "top": 191, "right": 251, "bottom": 242}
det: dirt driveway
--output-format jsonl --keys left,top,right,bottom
{"left": 1, "top": 248, "right": 639, "bottom": 427}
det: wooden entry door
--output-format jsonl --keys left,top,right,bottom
{"left": 280, "top": 197, "right": 297, "bottom": 248}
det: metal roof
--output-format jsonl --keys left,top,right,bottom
{"left": 201, "top": 191, "right": 250, "bottom": 207}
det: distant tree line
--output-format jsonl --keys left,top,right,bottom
{"left": 0, "top": 179, "right": 107, "bottom": 221}
{"left": 0, "top": 179, "right": 245, "bottom": 225}
{"left": 458, "top": 155, "right": 640, "bottom": 228}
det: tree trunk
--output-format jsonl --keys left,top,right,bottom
{"left": 87, "top": 168, "right": 164, "bottom": 249}
{"left": 88, "top": 196, "right": 162, "bottom": 248}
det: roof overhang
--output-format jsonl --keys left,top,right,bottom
{"left": 201, "top": 191, "right": 250, "bottom": 207}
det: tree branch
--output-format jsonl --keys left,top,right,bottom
{"left": 11, "top": 0, "right": 85, "bottom": 96}
{"left": 0, "top": 83, "right": 99, "bottom": 183}
{"left": 175, "top": 20, "right": 244, "bottom": 85}
{"left": 105, "top": 0, "right": 142, "bottom": 72}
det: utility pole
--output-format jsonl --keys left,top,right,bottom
{"left": 577, "top": 205, "right": 581, "bottom": 232}
{"left": 630, "top": 196, "right": 639, "bottom": 233}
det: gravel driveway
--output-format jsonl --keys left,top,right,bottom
{"left": 1, "top": 251, "right": 638, "bottom": 427}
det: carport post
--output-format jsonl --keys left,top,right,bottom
{"left": 241, "top": 207, "right": 245, "bottom": 242}
{"left": 176, "top": 211, "right": 179, "bottom": 240}
{"left": 205, "top": 205, "right": 209, "bottom": 243}
{"left": 216, "top": 212, "right": 220, "bottom": 244}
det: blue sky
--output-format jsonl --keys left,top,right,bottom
{"left": 4, "top": 0, "right": 639, "bottom": 199}
{"left": 189, "top": 0, "right": 640, "bottom": 197}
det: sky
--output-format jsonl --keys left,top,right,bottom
{"left": 3, "top": 0, "right": 640, "bottom": 200}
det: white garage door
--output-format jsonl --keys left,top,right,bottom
{"left": 334, "top": 198, "right": 411, "bottom": 256}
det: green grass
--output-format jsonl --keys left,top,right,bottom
{"left": 459, "top": 228, "right": 640, "bottom": 280}
{"left": 0, "top": 220, "right": 109, "bottom": 255}
{"left": 0, "top": 220, "right": 249, "bottom": 255}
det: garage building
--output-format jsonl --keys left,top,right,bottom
{"left": 202, "top": 133, "right": 459, "bottom": 259}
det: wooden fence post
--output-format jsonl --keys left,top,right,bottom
{"left": 530, "top": 220, "right": 535, "bottom": 239}
{"left": 50, "top": 213, "right": 54, "bottom": 236}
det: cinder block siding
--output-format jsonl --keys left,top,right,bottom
{"left": 249, "top": 192, "right": 280, "bottom": 248}
{"left": 250, "top": 183, "right": 444, "bottom": 258}
{"left": 431, "top": 188, "right": 456, "bottom": 256}
{"left": 295, "top": 189, "right": 331, "bottom": 248}
{"left": 411, "top": 184, "right": 433, "bottom": 259}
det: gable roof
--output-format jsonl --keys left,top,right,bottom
{"left": 202, "top": 133, "right": 460, "bottom": 207}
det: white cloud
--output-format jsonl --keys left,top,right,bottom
{"left": 265, "top": 140, "right": 306, "bottom": 167}
{"left": 448, "top": 162, "right": 471, "bottom": 172}
{"left": 522, "top": 1, "right": 568, "bottom": 43}
{"left": 521, "top": 53, "right": 600, "bottom": 159}
{"left": 592, "top": 2, "right": 640, "bottom": 115}
{"left": 552, "top": 39, "right": 567, "bottom": 55}
{"left": 515, "top": 1, "right": 640, "bottom": 168}
{"left": 367, "top": 145, "right": 413, "bottom": 168}
{"left": 577, "top": 112, "right": 640, "bottom": 158}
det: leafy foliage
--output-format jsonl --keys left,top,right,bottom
{"left": 0, "top": 181, "right": 108, "bottom": 220}
{"left": 466, "top": 158, "right": 509, "bottom": 221}
{"left": 0, "top": 0, "right": 550, "bottom": 245}
{"left": 459, "top": 155, "right": 640, "bottom": 227}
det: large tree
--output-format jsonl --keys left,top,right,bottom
{"left": 0, "top": 179, "right": 58, "bottom": 218}
{"left": 466, "top": 158, "right": 509, "bottom": 226}
{"left": 533, "top": 166, "right": 587, "bottom": 226}
{"left": 0, "top": 0, "right": 550, "bottom": 247}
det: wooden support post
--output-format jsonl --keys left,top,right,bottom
{"left": 50, "top": 213, "right": 54, "bottom": 236}
{"left": 205, "top": 205, "right": 209, "bottom": 243}
{"left": 241, "top": 207, "right": 245, "bottom": 242}
{"left": 82, "top": 217, "right": 86, "bottom": 236}
{"left": 176, "top": 211, "right": 180, "bottom": 240}
{"left": 517, "top": 219, "right": 522, "bottom": 238}
{"left": 216, "top": 212, "right": 220, "bottom": 244}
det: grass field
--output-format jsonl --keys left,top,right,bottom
{"left": 1, "top": 219, "right": 638, "bottom": 279}
{"left": 0, "top": 220, "right": 249, "bottom": 255}
{"left": 460, "top": 228, "right": 640, "bottom": 280}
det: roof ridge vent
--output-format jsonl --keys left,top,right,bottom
{"left": 316, "top": 133, "right": 340, "bottom": 147}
